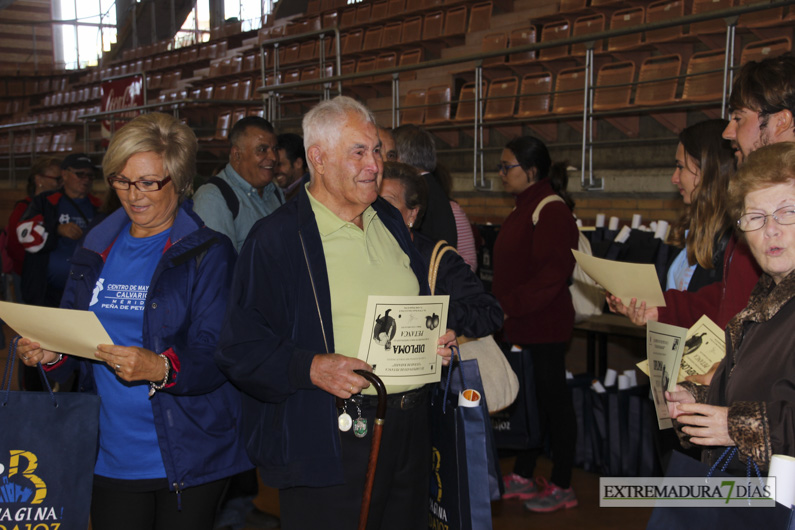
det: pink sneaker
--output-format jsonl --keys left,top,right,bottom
{"left": 502, "top": 473, "right": 539, "bottom": 500}
{"left": 523, "top": 477, "right": 578, "bottom": 513}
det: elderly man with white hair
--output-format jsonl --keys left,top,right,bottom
{"left": 216, "top": 96, "right": 455, "bottom": 530}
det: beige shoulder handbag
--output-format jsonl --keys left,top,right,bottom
{"left": 428, "top": 240, "right": 519, "bottom": 413}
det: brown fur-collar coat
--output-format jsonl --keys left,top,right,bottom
{"left": 679, "top": 271, "right": 795, "bottom": 473}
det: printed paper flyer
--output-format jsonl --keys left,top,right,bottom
{"left": 646, "top": 320, "right": 687, "bottom": 429}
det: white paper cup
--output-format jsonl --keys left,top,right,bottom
{"left": 769, "top": 454, "right": 795, "bottom": 507}
{"left": 604, "top": 368, "right": 618, "bottom": 387}
{"left": 631, "top": 214, "right": 642, "bottom": 229}
{"left": 618, "top": 374, "right": 630, "bottom": 390}
{"left": 595, "top": 213, "right": 605, "bottom": 228}
{"left": 608, "top": 216, "right": 619, "bottom": 231}
{"left": 459, "top": 389, "right": 481, "bottom": 408}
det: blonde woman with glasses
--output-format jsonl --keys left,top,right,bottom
{"left": 16, "top": 113, "right": 251, "bottom": 530}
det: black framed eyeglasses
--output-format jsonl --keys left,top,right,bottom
{"left": 496, "top": 162, "right": 521, "bottom": 174}
{"left": 737, "top": 205, "right": 795, "bottom": 232}
{"left": 107, "top": 175, "right": 172, "bottom": 192}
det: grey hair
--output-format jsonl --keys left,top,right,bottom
{"left": 392, "top": 124, "right": 437, "bottom": 173}
{"left": 302, "top": 96, "right": 377, "bottom": 169}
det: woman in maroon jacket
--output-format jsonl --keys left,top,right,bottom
{"left": 491, "top": 136, "right": 580, "bottom": 513}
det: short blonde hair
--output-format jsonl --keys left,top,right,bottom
{"left": 103, "top": 112, "right": 197, "bottom": 199}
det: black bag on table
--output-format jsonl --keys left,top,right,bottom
{"left": 0, "top": 337, "right": 100, "bottom": 530}
{"left": 605, "top": 384, "right": 661, "bottom": 477}
{"left": 490, "top": 346, "right": 543, "bottom": 450}
{"left": 569, "top": 373, "right": 602, "bottom": 474}
{"left": 569, "top": 375, "right": 660, "bottom": 477}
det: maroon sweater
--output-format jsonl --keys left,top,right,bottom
{"left": 492, "top": 180, "right": 579, "bottom": 345}
{"left": 658, "top": 235, "right": 761, "bottom": 329}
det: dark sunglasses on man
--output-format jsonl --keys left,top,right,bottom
{"left": 67, "top": 168, "right": 95, "bottom": 179}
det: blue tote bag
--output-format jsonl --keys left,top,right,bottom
{"left": 0, "top": 338, "right": 100, "bottom": 530}
{"left": 647, "top": 449, "right": 795, "bottom": 530}
{"left": 429, "top": 348, "right": 500, "bottom": 530}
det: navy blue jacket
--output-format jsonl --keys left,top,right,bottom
{"left": 216, "top": 184, "right": 429, "bottom": 488}
{"left": 52, "top": 200, "right": 252, "bottom": 491}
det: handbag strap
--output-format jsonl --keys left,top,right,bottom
{"left": 428, "top": 240, "right": 458, "bottom": 295}
{"left": 2, "top": 335, "right": 57, "bottom": 407}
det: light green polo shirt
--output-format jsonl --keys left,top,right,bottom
{"left": 307, "top": 187, "right": 420, "bottom": 394}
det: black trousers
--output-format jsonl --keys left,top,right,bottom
{"left": 280, "top": 391, "right": 430, "bottom": 530}
{"left": 513, "top": 342, "right": 577, "bottom": 489}
{"left": 90, "top": 477, "right": 228, "bottom": 530}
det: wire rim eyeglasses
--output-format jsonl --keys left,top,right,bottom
{"left": 737, "top": 205, "right": 795, "bottom": 232}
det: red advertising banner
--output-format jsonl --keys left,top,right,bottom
{"left": 100, "top": 75, "right": 144, "bottom": 139}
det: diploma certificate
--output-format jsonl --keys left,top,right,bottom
{"left": 356, "top": 295, "right": 449, "bottom": 386}
{"left": 0, "top": 301, "right": 113, "bottom": 359}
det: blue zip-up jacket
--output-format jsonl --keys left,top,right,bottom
{"left": 51, "top": 200, "right": 252, "bottom": 492}
{"left": 216, "top": 184, "right": 429, "bottom": 488}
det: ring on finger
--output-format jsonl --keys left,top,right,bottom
{"left": 22, "top": 355, "right": 29, "bottom": 361}
{"left": 115, "top": 364, "right": 121, "bottom": 371}
{"left": 349, "top": 384, "right": 354, "bottom": 394}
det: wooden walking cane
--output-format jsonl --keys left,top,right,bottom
{"left": 355, "top": 369, "right": 387, "bottom": 530}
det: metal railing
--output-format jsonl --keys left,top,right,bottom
{"left": 2, "top": 0, "right": 793, "bottom": 187}
{"left": 254, "top": 0, "right": 795, "bottom": 191}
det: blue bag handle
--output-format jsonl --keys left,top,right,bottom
{"left": 441, "top": 345, "right": 467, "bottom": 413}
{"left": 2, "top": 335, "right": 57, "bottom": 407}
{"left": 707, "top": 446, "right": 763, "bottom": 479}
{"left": 707, "top": 445, "right": 766, "bottom": 505}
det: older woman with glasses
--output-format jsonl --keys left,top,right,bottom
{"left": 666, "top": 142, "right": 795, "bottom": 473}
{"left": 16, "top": 113, "right": 251, "bottom": 529}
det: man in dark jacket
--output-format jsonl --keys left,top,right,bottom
{"left": 17, "top": 152, "right": 101, "bottom": 307}
{"left": 216, "top": 96, "right": 455, "bottom": 530}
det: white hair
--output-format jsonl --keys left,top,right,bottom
{"left": 302, "top": 96, "right": 377, "bottom": 172}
